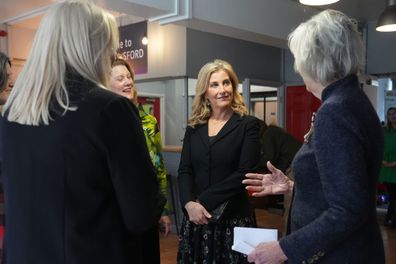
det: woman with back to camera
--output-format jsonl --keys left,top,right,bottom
{"left": 177, "top": 59, "right": 261, "bottom": 263}
{"left": 109, "top": 55, "right": 171, "bottom": 264}
{"left": 0, "top": 1, "right": 159, "bottom": 264}
{"left": 379, "top": 107, "right": 396, "bottom": 228}
{"left": 243, "top": 10, "right": 385, "bottom": 264}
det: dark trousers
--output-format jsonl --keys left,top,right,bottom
{"left": 134, "top": 225, "right": 160, "bottom": 264}
{"left": 385, "top": 183, "right": 396, "bottom": 223}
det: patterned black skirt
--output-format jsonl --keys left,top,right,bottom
{"left": 177, "top": 214, "right": 256, "bottom": 264}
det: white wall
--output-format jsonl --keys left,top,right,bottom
{"left": 7, "top": 25, "right": 36, "bottom": 79}
{"left": 0, "top": 23, "right": 8, "bottom": 53}
{"left": 8, "top": 25, "right": 35, "bottom": 60}
{"left": 136, "top": 22, "right": 186, "bottom": 80}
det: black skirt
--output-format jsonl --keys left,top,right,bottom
{"left": 177, "top": 214, "right": 256, "bottom": 264}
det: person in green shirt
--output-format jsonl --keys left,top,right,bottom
{"left": 109, "top": 55, "right": 171, "bottom": 263}
{"left": 380, "top": 107, "right": 396, "bottom": 228}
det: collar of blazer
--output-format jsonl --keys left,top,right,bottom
{"left": 196, "top": 113, "right": 243, "bottom": 147}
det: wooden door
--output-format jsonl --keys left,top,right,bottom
{"left": 286, "top": 85, "right": 321, "bottom": 142}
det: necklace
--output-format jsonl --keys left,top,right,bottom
{"left": 304, "top": 112, "right": 316, "bottom": 143}
{"left": 208, "top": 117, "right": 230, "bottom": 136}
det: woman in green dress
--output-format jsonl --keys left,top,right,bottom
{"left": 109, "top": 55, "right": 171, "bottom": 263}
{"left": 380, "top": 107, "right": 396, "bottom": 227}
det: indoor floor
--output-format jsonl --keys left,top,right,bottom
{"left": 160, "top": 208, "right": 396, "bottom": 264}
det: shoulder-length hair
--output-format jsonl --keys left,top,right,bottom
{"left": 386, "top": 107, "right": 396, "bottom": 129}
{"left": 2, "top": 0, "right": 119, "bottom": 125}
{"left": 188, "top": 59, "right": 247, "bottom": 127}
{"left": 111, "top": 55, "right": 137, "bottom": 105}
{"left": 111, "top": 54, "right": 135, "bottom": 81}
{"left": 288, "top": 9, "right": 364, "bottom": 87}
{"left": 0, "top": 52, "right": 11, "bottom": 92}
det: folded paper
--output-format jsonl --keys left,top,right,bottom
{"left": 232, "top": 227, "right": 278, "bottom": 255}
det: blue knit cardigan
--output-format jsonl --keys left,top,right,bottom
{"left": 279, "top": 75, "right": 385, "bottom": 264}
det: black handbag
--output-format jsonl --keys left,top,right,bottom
{"left": 210, "top": 201, "right": 229, "bottom": 223}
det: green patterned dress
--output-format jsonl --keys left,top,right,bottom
{"left": 138, "top": 106, "right": 170, "bottom": 216}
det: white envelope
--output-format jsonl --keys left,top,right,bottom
{"left": 232, "top": 227, "right": 278, "bottom": 255}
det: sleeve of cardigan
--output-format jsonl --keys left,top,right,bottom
{"left": 101, "top": 97, "right": 159, "bottom": 233}
{"left": 279, "top": 105, "right": 372, "bottom": 262}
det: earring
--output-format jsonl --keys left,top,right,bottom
{"left": 206, "top": 100, "right": 211, "bottom": 106}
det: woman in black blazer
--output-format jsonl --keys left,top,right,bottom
{"left": 0, "top": 2, "right": 159, "bottom": 264}
{"left": 177, "top": 59, "right": 260, "bottom": 263}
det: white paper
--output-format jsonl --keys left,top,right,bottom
{"left": 232, "top": 227, "right": 278, "bottom": 255}
{"left": 231, "top": 240, "right": 255, "bottom": 255}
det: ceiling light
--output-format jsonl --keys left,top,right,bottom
{"left": 376, "top": 0, "right": 396, "bottom": 32}
{"left": 299, "top": 0, "right": 340, "bottom": 6}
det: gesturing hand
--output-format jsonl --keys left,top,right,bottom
{"left": 242, "top": 161, "right": 293, "bottom": 197}
{"left": 185, "top": 201, "right": 212, "bottom": 225}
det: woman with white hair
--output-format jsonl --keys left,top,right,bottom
{"left": 243, "top": 10, "right": 385, "bottom": 263}
{"left": 0, "top": 1, "right": 159, "bottom": 263}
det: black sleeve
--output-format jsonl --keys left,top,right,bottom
{"left": 101, "top": 97, "right": 159, "bottom": 233}
{"left": 177, "top": 127, "right": 196, "bottom": 208}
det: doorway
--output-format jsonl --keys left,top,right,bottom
{"left": 242, "top": 78, "right": 280, "bottom": 125}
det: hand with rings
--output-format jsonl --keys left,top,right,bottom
{"left": 242, "top": 161, "right": 294, "bottom": 197}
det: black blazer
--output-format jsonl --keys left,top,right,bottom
{"left": 0, "top": 76, "right": 159, "bottom": 264}
{"left": 178, "top": 113, "right": 260, "bottom": 218}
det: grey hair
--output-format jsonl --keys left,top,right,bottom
{"left": 2, "top": 0, "right": 119, "bottom": 125}
{"left": 288, "top": 9, "right": 364, "bottom": 86}
{"left": 0, "top": 52, "right": 11, "bottom": 92}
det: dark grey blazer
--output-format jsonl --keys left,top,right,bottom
{"left": 178, "top": 113, "right": 260, "bottom": 218}
{"left": 280, "top": 75, "right": 385, "bottom": 263}
{"left": 0, "top": 74, "right": 159, "bottom": 264}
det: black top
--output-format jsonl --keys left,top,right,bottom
{"left": 178, "top": 114, "right": 260, "bottom": 218}
{"left": 0, "top": 73, "right": 159, "bottom": 264}
{"left": 258, "top": 124, "right": 302, "bottom": 173}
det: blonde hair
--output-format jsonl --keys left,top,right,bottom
{"left": 2, "top": 0, "right": 119, "bottom": 125}
{"left": 188, "top": 59, "right": 247, "bottom": 127}
{"left": 288, "top": 9, "right": 364, "bottom": 87}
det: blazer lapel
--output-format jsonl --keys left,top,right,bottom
{"left": 210, "top": 113, "right": 242, "bottom": 145}
{"left": 196, "top": 122, "right": 210, "bottom": 149}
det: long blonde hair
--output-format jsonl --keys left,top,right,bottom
{"left": 2, "top": 0, "right": 119, "bottom": 125}
{"left": 188, "top": 59, "right": 247, "bottom": 127}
